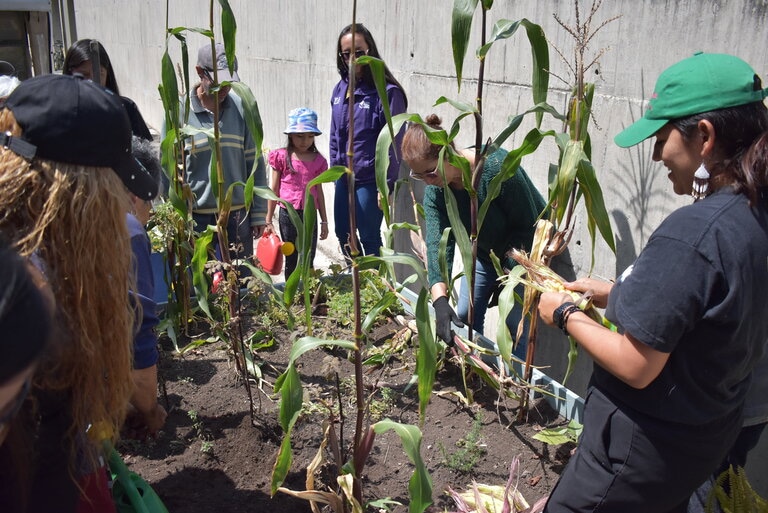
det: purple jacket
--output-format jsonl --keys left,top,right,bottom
{"left": 329, "top": 77, "right": 406, "bottom": 188}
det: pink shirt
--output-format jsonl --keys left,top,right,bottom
{"left": 268, "top": 148, "right": 328, "bottom": 210}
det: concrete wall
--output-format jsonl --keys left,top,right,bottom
{"left": 71, "top": 0, "right": 768, "bottom": 495}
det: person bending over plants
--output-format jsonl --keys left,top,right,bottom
{"left": 402, "top": 114, "right": 546, "bottom": 355}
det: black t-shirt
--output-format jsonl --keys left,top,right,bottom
{"left": 597, "top": 188, "right": 768, "bottom": 426}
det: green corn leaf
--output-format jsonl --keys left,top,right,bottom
{"left": 372, "top": 419, "right": 433, "bottom": 513}
{"left": 362, "top": 293, "right": 398, "bottom": 334}
{"left": 160, "top": 51, "right": 179, "bottom": 124}
{"left": 478, "top": 128, "right": 553, "bottom": 230}
{"left": 451, "top": 0, "right": 479, "bottom": 91}
{"left": 218, "top": 0, "right": 236, "bottom": 67}
{"left": 271, "top": 337, "right": 357, "bottom": 494}
{"left": 414, "top": 289, "right": 437, "bottom": 423}
{"left": 521, "top": 19, "right": 550, "bottom": 128}
{"left": 491, "top": 103, "right": 563, "bottom": 152}
{"left": 229, "top": 82, "right": 264, "bottom": 168}
{"left": 191, "top": 227, "right": 214, "bottom": 318}
{"left": 374, "top": 112, "right": 416, "bottom": 225}
{"left": 477, "top": 19, "right": 523, "bottom": 59}
{"left": 576, "top": 157, "right": 615, "bottom": 256}
{"left": 496, "top": 266, "right": 526, "bottom": 365}
{"left": 434, "top": 96, "right": 478, "bottom": 116}
{"left": 271, "top": 414, "right": 297, "bottom": 495}
{"left": 167, "top": 26, "right": 213, "bottom": 37}
{"left": 550, "top": 140, "right": 582, "bottom": 225}
{"left": 355, "top": 252, "right": 429, "bottom": 290}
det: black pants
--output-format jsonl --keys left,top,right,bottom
{"left": 279, "top": 207, "right": 318, "bottom": 280}
{"left": 544, "top": 386, "right": 740, "bottom": 513}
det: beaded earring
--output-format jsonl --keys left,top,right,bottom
{"left": 692, "top": 163, "right": 710, "bottom": 201}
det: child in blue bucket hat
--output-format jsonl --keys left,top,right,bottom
{"left": 265, "top": 108, "right": 329, "bottom": 279}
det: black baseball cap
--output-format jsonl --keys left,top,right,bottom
{"left": 2, "top": 74, "right": 157, "bottom": 200}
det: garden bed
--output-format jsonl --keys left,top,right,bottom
{"left": 119, "top": 307, "right": 575, "bottom": 513}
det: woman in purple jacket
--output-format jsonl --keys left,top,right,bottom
{"left": 330, "top": 23, "right": 407, "bottom": 258}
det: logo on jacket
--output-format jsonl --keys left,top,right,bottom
{"left": 617, "top": 264, "right": 634, "bottom": 284}
{"left": 358, "top": 99, "right": 370, "bottom": 110}
{"left": 333, "top": 97, "right": 341, "bottom": 105}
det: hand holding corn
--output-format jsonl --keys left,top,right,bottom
{"left": 538, "top": 291, "right": 575, "bottom": 325}
{"left": 564, "top": 277, "right": 613, "bottom": 309}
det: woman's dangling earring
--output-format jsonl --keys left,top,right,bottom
{"left": 692, "top": 163, "right": 710, "bottom": 201}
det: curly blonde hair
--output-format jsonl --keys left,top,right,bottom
{"left": 0, "top": 109, "right": 134, "bottom": 460}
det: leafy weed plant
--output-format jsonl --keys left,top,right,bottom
{"left": 441, "top": 414, "right": 487, "bottom": 473}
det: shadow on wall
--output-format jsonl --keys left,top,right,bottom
{"left": 611, "top": 73, "right": 673, "bottom": 275}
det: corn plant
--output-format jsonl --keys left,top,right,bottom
{"left": 270, "top": 8, "right": 435, "bottom": 513}
{"left": 158, "top": 0, "right": 288, "bottom": 424}
{"left": 442, "top": 0, "right": 618, "bottom": 415}
{"left": 510, "top": 0, "right": 618, "bottom": 412}
{"left": 375, "top": 0, "right": 554, "bottom": 403}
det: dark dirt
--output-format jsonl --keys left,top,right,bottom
{"left": 119, "top": 314, "right": 571, "bottom": 513}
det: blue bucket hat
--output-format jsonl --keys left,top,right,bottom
{"left": 284, "top": 107, "right": 321, "bottom": 135}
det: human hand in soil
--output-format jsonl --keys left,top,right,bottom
{"left": 433, "top": 295, "right": 463, "bottom": 346}
{"left": 123, "top": 402, "right": 167, "bottom": 440}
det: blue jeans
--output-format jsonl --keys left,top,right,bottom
{"left": 192, "top": 209, "right": 253, "bottom": 261}
{"left": 334, "top": 177, "right": 382, "bottom": 257}
{"left": 456, "top": 258, "right": 529, "bottom": 359}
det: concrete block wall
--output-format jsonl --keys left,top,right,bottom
{"left": 71, "top": 0, "right": 768, "bottom": 495}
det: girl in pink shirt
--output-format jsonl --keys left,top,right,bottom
{"left": 266, "top": 108, "right": 329, "bottom": 279}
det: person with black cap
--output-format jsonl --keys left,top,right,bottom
{"left": 0, "top": 73, "right": 157, "bottom": 513}
{"left": 175, "top": 42, "right": 268, "bottom": 261}
{"left": 537, "top": 52, "right": 768, "bottom": 512}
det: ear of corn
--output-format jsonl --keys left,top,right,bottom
{"left": 506, "top": 247, "right": 605, "bottom": 326}
{"left": 449, "top": 482, "right": 530, "bottom": 513}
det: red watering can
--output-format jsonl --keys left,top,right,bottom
{"left": 255, "top": 232, "right": 295, "bottom": 275}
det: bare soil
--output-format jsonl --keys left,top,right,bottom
{"left": 119, "top": 312, "right": 571, "bottom": 513}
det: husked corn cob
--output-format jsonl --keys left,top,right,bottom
{"left": 453, "top": 482, "right": 529, "bottom": 512}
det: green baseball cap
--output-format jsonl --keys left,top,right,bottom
{"left": 614, "top": 52, "right": 768, "bottom": 148}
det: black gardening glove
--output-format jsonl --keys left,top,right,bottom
{"left": 433, "top": 296, "right": 464, "bottom": 346}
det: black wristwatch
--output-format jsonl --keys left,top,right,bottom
{"left": 553, "top": 302, "right": 579, "bottom": 335}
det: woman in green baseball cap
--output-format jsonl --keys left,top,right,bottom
{"left": 537, "top": 52, "right": 768, "bottom": 512}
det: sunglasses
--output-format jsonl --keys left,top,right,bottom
{"left": 339, "top": 49, "right": 368, "bottom": 62}
{"left": 409, "top": 167, "right": 440, "bottom": 181}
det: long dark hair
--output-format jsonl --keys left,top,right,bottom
{"left": 335, "top": 23, "right": 407, "bottom": 102}
{"left": 63, "top": 39, "right": 120, "bottom": 95}
{"left": 283, "top": 134, "right": 319, "bottom": 174}
{"left": 739, "top": 130, "right": 768, "bottom": 207}
{"left": 673, "top": 101, "right": 768, "bottom": 205}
